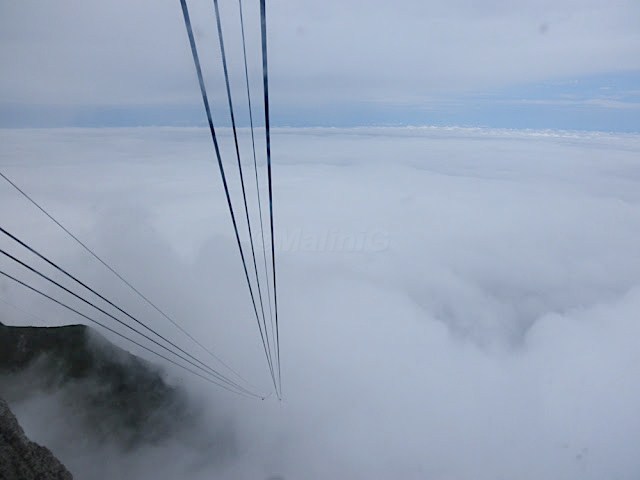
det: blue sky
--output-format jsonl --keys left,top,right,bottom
{"left": 1, "top": 0, "right": 639, "bottom": 131}
{"left": 273, "top": 71, "right": 640, "bottom": 132}
{"left": 3, "top": 70, "right": 637, "bottom": 132}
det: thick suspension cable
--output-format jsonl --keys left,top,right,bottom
{"left": 238, "top": 0, "right": 275, "bottom": 353}
{"left": 0, "top": 226, "right": 260, "bottom": 397}
{"left": 260, "top": 0, "right": 281, "bottom": 394}
{"left": 178, "top": 0, "right": 278, "bottom": 395}
{"left": 0, "top": 170, "right": 250, "bottom": 388}
{"left": 0, "top": 269, "right": 262, "bottom": 399}
{"left": 211, "top": 0, "right": 275, "bottom": 392}
{"left": 0, "top": 246, "right": 260, "bottom": 398}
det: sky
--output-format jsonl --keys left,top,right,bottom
{"left": 1, "top": 126, "right": 640, "bottom": 479}
{"left": 1, "top": 0, "right": 639, "bottom": 131}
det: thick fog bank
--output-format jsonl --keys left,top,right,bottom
{"left": 1, "top": 127, "right": 639, "bottom": 479}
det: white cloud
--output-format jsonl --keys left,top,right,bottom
{"left": 1, "top": 126, "right": 640, "bottom": 478}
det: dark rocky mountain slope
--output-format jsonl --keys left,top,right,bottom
{"left": 0, "top": 320, "right": 190, "bottom": 447}
{"left": 0, "top": 396, "right": 73, "bottom": 480}
{"left": 0, "top": 319, "right": 234, "bottom": 479}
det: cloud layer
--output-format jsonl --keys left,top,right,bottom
{"left": 1, "top": 126, "right": 640, "bottom": 479}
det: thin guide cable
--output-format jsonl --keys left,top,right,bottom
{"left": 0, "top": 246, "right": 259, "bottom": 398}
{"left": 0, "top": 269, "right": 262, "bottom": 399}
{"left": 0, "top": 226, "right": 260, "bottom": 397}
